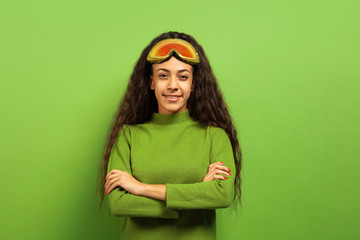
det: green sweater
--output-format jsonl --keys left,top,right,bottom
{"left": 106, "top": 108, "right": 236, "bottom": 240}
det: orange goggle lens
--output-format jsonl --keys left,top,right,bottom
{"left": 147, "top": 38, "right": 200, "bottom": 65}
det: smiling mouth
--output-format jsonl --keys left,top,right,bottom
{"left": 162, "top": 94, "right": 182, "bottom": 97}
{"left": 162, "top": 94, "right": 182, "bottom": 101}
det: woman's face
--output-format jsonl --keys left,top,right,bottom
{"left": 150, "top": 56, "right": 194, "bottom": 114}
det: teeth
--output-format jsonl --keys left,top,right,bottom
{"left": 164, "top": 95, "right": 181, "bottom": 98}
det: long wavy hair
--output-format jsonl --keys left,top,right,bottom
{"left": 96, "top": 31, "right": 243, "bottom": 214}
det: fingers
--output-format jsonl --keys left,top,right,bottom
{"left": 105, "top": 169, "right": 120, "bottom": 181}
{"left": 215, "top": 169, "right": 231, "bottom": 176}
{"left": 204, "top": 172, "right": 228, "bottom": 181}
{"left": 107, "top": 179, "right": 120, "bottom": 195}
{"left": 105, "top": 175, "right": 115, "bottom": 193}
{"left": 105, "top": 169, "right": 122, "bottom": 194}
{"left": 213, "top": 174, "right": 228, "bottom": 180}
{"left": 215, "top": 165, "right": 231, "bottom": 173}
{"left": 208, "top": 162, "right": 223, "bottom": 172}
{"left": 208, "top": 162, "right": 231, "bottom": 173}
{"left": 209, "top": 161, "right": 224, "bottom": 167}
{"left": 210, "top": 168, "right": 230, "bottom": 181}
{"left": 203, "top": 162, "right": 232, "bottom": 182}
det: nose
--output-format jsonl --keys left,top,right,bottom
{"left": 167, "top": 75, "right": 179, "bottom": 90}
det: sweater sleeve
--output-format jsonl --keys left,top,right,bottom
{"left": 165, "top": 126, "right": 236, "bottom": 210}
{"left": 107, "top": 125, "right": 179, "bottom": 219}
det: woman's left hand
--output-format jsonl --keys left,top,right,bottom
{"left": 105, "top": 169, "right": 144, "bottom": 196}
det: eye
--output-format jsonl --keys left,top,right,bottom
{"left": 180, "top": 75, "right": 189, "bottom": 80}
{"left": 159, "top": 74, "right": 167, "bottom": 78}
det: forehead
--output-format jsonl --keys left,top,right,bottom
{"left": 152, "top": 56, "right": 193, "bottom": 72}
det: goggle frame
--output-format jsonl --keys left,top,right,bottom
{"left": 147, "top": 38, "right": 200, "bottom": 65}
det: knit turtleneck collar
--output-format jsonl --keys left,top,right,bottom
{"left": 150, "top": 108, "right": 192, "bottom": 125}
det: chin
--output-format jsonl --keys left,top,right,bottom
{"left": 158, "top": 105, "right": 187, "bottom": 114}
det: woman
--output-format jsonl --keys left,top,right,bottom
{"left": 97, "top": 31, "right": 242, "bottom": 239}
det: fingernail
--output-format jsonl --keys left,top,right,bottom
{"left": 220, "top": 162, "right": 224, "bottom": 164}
{"left": 224, "top": 177, "right": 227, "bottom": 180}
{"left": 228, "top": 168, "right": 231, "bottom": 172}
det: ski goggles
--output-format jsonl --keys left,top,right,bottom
{"left": 146, "top": 38, "right": 200, "bottom": 65}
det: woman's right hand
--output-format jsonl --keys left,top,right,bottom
{"left": 202, "top": 162, "right": 231, "bottom": 182}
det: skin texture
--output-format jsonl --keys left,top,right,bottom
{"left": 150, "top": 56, "right": 194, "bottom": 114}
{"left": 104, "top": 57, "right": 231, "bottom": 200}
{"left": 105, "top": 162, "right": 231, "bottom": 201}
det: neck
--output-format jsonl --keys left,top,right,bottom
{"left": 150, "top": 109, "right": 192, "bottom": 125}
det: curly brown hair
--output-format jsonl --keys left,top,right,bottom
{"left": 96, "top": 31, "right": 243, "bottom": 214}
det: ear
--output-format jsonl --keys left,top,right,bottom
{"left": 150, "top": 75, "right": 154, "bottom": 90}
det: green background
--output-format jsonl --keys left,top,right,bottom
{"left": 1, "top": 0, "right": 359, "bottom": 239}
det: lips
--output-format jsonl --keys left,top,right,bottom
{"left": 163, "top": 94, "right": 182, "bottom": 97}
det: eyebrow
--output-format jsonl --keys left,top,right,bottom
{"left": 157, "top": 68, "right": 190, "bottom": 73}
